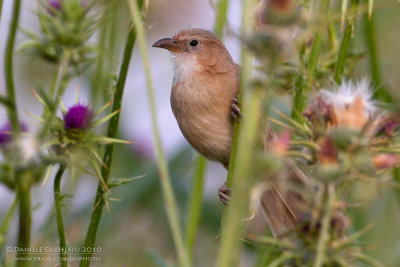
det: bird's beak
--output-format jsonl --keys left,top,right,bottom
{"left": 152, "top": 38, "right": 180, "bottom": 52}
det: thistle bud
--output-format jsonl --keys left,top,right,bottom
{"left": 256, "top": 0, "right": 299, "bottom": 26}
{"left": 372, "top": 154, "right": 398, "bottom": 169}
{"left": 64, "top": 104, "right": 93, "bottom": 130}
{"left": 48, "top": 0, "right": 61, "bottom": 10}
{"left": 270, "top": 131, "right": 291, "bottom": 157}
{"left": 319, "top": 137, "right": 337, "bottom": 164}
{"left": 305, "top": 80, "right": 377, "bottom": 132}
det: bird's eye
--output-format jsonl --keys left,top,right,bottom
{"left": 189, "top": 40, "right": 198, "bottom": 47}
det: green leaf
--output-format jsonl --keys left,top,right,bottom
{"left": 107, "top": 175, "right": 146, "bottom": 189}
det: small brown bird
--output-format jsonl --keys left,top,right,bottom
{"left": 153, "top": 28, "right": 303, "bottom": 237}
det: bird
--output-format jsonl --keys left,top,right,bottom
{"left": 152, "top": 28, "right": 310, "bottom": 237}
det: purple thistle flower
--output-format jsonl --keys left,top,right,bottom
{"left": 0, "top": 122, "right": 28, "bottom": 145}
{"left": 64, "top": 104, "right": 93, "bottom": 130}
{"left": 48, "top": 0, "right": 61, "bottom": 10}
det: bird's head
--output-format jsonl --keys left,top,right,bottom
{"left": 152, "top": 28, "right": 234, "bottom": 72}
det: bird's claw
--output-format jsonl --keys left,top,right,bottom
{"left": 231, "top": 98, "right": 242, "bottom": 121}
{"left": 218, "top": 182, "right": 231, "bottom": 205}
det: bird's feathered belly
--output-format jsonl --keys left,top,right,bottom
{"left": 171, "top": 87, "right": 233, "bottom": 167}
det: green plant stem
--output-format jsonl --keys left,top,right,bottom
{"left": 91, "top": 15, "right": 108, "bottom": 102}
{"left": 306, "top": 0, "right": 330, "bottom": 84}
{"left": 39, "top": 50, "right": 71, "bottom": 139}
{"left": 91, "top": 0, "right": 119, "bottom": 104}
{"left": 214, "top": 0, "right": 229, "bottom": 39}
{"left": 80, "top": 2, "right": 144, "bottom": 266}
{"left": 4, "top": 0, "right": 22, "bottom": 132}
{"left": 333, "top": 23, "right": 352, "bottom": 84}
{"left": 334, "top": 0, "right": 359, "bottom": 84}
{"left": 16, "top": 176, "right": 31, "bottom": 267}
{"left": 217, "top": 1, "right": 259, "bottom": 265}
{"left": 54, "top": 165, "right": 68, "bottom": 267}
{"left": 0, "top": 194, "right": 18, "bottom": 251}
{"left": 291, "top": 74, "right": 305, "bottom": 122}
{"left": 127, "top": 1, "right": 190, "bottom": 266}
{"left": 217, "top": 89, "right": 263, "bottom": 267}
{"left": 53, "top": 50, "right": 72, "bottom": 103}
{"left": 306, "top": 0, "right": 331, "bottom": 86}
{"left": 363, "top": 3, "right": 391, "bottom": 102}
{"left": 292, "top": 0, "right": 329, "bottom": 121}
{"left": 313, "top": 183, "right": 334, "bottom": 267}
{"left": 185, "top": 155, "right": 207, "bottom": 261}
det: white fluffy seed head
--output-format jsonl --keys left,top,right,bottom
{"left": 320, "top": 78, "right": 378, "bottom": 118}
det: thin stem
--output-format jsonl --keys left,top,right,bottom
{"left": 91, "top": 15, "right": 108, "bottom": 102}
{"left": 39, "top": 50, "right": 71, "bottom": 139}
{"left": 214, "top": 0, "right": 229, "bottom": 39}
{"left": 127, "top": 1, "right": 190, "bottom": 266}
{"left": 0, "top": 194, "right": 18, "bottom": 251}
{"left": 363, "top": 1, "right": 391, "bottom": 102}
{"left": 185, "top": 155, "right": 207, "bottom": 261}
{"left": 306, "top": 0, "right": 331, "bottom": 85}
{"left": 217, "top": 0, "right": 259, "bottom": 265}
{"left": 80, "top": 2, "right": 144, "bottom": 266}
{"left": 16, "top": 176, "right": 31, "bottom": 267}
{"left": 333, "top": 23, "right": 352, "bottom": 84}
{"left": 334, "top": 0, "right": 359, "bottom": 84}
{"left": 313, "top": 183, "right": 334, "bottom": 267}
{"left": 292, "top": 0, "right": 329, "bottom": 121}
{"left": 306, "top": 0, "right": 330, "bottom": 83}
{"left": 4, "top": 0, "right": 22, "bottom": 132}
{"left": 291, "top": 73, "right": 305, "bottom": 122}
{"left": 54, "top": 165, "right": 68, "bottom": 267}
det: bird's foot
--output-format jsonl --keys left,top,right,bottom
{"left": 218, "top": 182, "right": 231, "bottom": 204}
{"left": 231, "top": 98, "right": 242, "bottom": 121}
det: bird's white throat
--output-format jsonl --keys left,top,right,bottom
{"left": 171, "top": 53, "right": 201, "bottom": 86}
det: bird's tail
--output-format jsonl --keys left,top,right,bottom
{"left": 258, "top": 158, "right": 307, "bottom": 237}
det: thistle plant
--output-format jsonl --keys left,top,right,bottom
{"left": 0, "top": 0, "right": 142, "bottom": 266}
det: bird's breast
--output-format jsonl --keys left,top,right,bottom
{"left": 171, "top": 77, "right": 235, "bottom": 167}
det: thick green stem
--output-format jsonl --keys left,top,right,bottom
{"left": 214, "top": 0, "right": 229, "bottom": 39}
{"left": 185, "top": 155, "right": 207, "bottom": 261}
{"left": 313, "top": 183, "right": 334, "bottom": 267}
{"left": 216, "top": 0, "right": 259, "bottom": 266}
{"left": 217, "top": 90, "right": 262, "bottom": 267}
{"left": 4, "top": 0, "right": 22, "bottom": 132}
{"left": 80, "top": 2, "right": 144, "bottom": 266}
{"left": 54, "top": 165, "right": 68, "bottom": 267}
{"left": 363, "top": 3, "right": 391, "bottom": 102}
{"left": 16, "top": 178, "right": 31, "bottom": 267}
{"left": 127, "top": 1, "right": 190, "bottom": 266}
